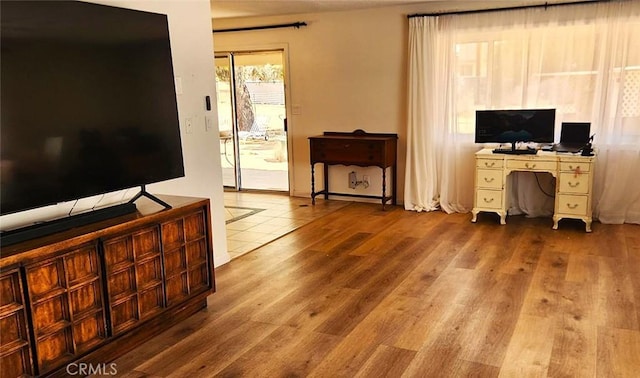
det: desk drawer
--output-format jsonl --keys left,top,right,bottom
{"left": 559, "top": 161, "right": 591, "bottom": 173}
{"left": 557, "top": 194, "right": 589, "bottom": 216}
{"left": 476, "top": 158, "right": 504, "bottom": 169}
{"left": 310, "top": 140, "right": 384, "bottom": 165}
{"left": 476, "top": 169, "right": 503, "bottom": 189}
{"left": 558, "top": 173, "right": 590, "bottom": 194}
{"left": 476, "top": 189, "right": 503, "bottom": 209}
{"left": 506, "top": 159, "right": 556, "bottom": 171}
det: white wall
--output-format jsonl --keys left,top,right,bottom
{"left": 213, "top": 6, "right": 409, "bottom": 203}
{"left": 0, "top": 0, "right": 230, "bottom": 266}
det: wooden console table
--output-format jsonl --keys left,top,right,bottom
{"left": 309, "top": 130, "right": 398, "bottom": 209}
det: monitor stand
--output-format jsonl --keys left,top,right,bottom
{"left": 493, "top": 142, "right": 537, "bottom": 155}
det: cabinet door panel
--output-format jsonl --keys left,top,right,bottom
{"left": 186, "top": 240, "right": 208, "bottom": 266}
{"left": 184, "top": 211, "right": 206, "bottom": 241}
{"left": 164, "top": 248, "right": 186, "bottom": 275}
{"left": 162, "top": 219, "right": 185, "bottom": 250}
{"left": 0, "top": 273, "right": 21, "bottom": 308}
{"left": 136, "top": 257, "right": 163, "bottom": 288}
{"left": 0, "top": 348, "right": 32, "bottom": 378}
{"left": 103, "top": 237, "right": 134, "bottom": 268}
{"left": 37, "top": 328, "right": 74, "bottom": 369}
{"left": 72, "top": 312, "right": 106, "bottom": 352}
{"left": 26, "top": 260, "right": 65, "bottom": 298}
{"left": 65, "top": 246, "right": 99, "bottom": 286}
{"left": 139, "top": 286, "right": 164, "bottom": 318}
{"left": 0, "top": 312, "right": 24, "bottom": 345}
{"left": 166, "top": 274, "right": 189, "bottom": 305}
{"left": 69, "top": 282, "right": 102, "bottom": 315}
{"left": 132, "top": 227, "right": 161, "bottom": 260}
{"left": 108, "top": 267, "right": 137, "bottom": 300}
{"left": 0, "top": 270, "right": 34, "bottom": 377}
{"left": 189, "top": 264, "right": 209, "bottom": 292}
{"left": 111, "top": 297, "right": 138, "bottom": 334}
{"left": 32, "top": 295, "right": 69, "bottom": 334}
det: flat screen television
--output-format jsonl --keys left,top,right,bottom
{"left": 1, "top": 1, "right": 184, "bottom": 217}
{"left": 475, "top": 109, "right": 556, "bottom": 152}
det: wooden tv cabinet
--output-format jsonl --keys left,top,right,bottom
{"left": 0, "top": 196, "right": 215, "bottom": 377}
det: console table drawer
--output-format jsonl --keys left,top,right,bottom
{"left": 558, "top": 173, "right": 590, "bottom": 194}
{"left": 559, "top": 162, "right": 591, "bottom": 172}
{"left": 506, "top": 160, "right": 556, "bottom": 171}
{"left": 477, "top": 169, "right": 503, "bottom": 189}
{"left": 476, "top": 159, "right": 504, "bottom": 169}
{"left": 476, "top": 189, "right": 503, "bottom": 209}
{"left": 310, "top": 140, "right": 384, "bottom": 165}
{"left": 557, "top": 194, "right": 589, "bottom": 216}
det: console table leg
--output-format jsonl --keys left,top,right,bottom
{"left": 584, "top": 218, "right": 592, "bottom": 233}
{"left": 499, "top": 211, "right": 507, "bottom": 225}
{"left": 552, "top": 215, "right": 559, "bottom": 230}
{"left": 311, "top": 164, "right": 316, "bottom": 205}
{"left": 381, "top": 167, "right": 387, "bottom": 210}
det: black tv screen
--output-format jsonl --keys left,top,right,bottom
{"left": 1, "top": 1, "right": 184, "bottom": 215}
{"left": 475, "top": 109, "right": 556, "bottom": 144}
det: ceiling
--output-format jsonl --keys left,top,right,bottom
{"left": 209, "top": 0, "right": 581, "bottom": 19}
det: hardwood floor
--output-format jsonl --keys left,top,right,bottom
{"left": 113, "top": 202, "right": 640, "bottom": 377}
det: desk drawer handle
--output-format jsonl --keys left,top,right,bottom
{"left": 567, "top": 203, "right": 579, "bottom": 209}
{"left": 568, "top": 181, "right": 580, "bottom": 188}
{"left": 569, "top": 165, "right": 581, "bottom": 170}
{"left": 484, "top": 177, "right": 495, "bottom": 183}
{"left": 525, "top": 163, "right": 536, "bottom": 169}
{"left": 483, "top": 198, "right": 494, "bottom": 203}
{"left": 484, "top": 161, "right": 496, "bottom": 168}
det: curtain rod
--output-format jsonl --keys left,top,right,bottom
{"left": 407, "top": 0, "right": 611, "bottom": 18}
{"left": 213, "top": 21, "right": 307, "bottom": 34}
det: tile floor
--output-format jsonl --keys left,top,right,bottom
{"left": 224, "top": 191, "right": 349, "bottom": 259}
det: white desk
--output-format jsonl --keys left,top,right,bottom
{"left": 471, "top": 148, "right": 596, "bottom": 232}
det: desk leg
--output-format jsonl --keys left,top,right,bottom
{"left": 585, "top": 218, "right": 592, "bottom": 233}
{"left": 311, "top": 164, "right": 316, "bottom": 205}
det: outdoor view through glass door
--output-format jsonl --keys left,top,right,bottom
{"left": 215, "top": 50, "right": 289, "bottom": 191}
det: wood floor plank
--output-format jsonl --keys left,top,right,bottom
{"left": 521, "top": 251, "right": 570, "bottom": 318}
{"left": 497, "top": 314, "right": 555, "bottom": 377}
{"left": 597, "top": 256, "right": 639, "bottom": 330}
{"left": 547, "top": 280, "right": 598, "bottom": 377}
{"left": 354, "top": 345, "right": 416, "bottom": 378}
{"left": 597, "top": 326, "right": 640, "bottom": 377}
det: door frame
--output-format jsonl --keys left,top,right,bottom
{"left": 214, "top": 44, "right": 294, "bottom": 195}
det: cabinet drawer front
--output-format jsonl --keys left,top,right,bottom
{"left": 557, "top": 195, "right": 589, "bottom": 215}
{"left": 559, "top": 173, "right": 590, "bottom": 194}
{"left": 311, "top": 140, "right": 384, "bottom": 165}
{"left": 477, "top": 169, "right": 503, "bottom": 189}
{"left": 559, "top": 161, "right": 591, "bottom": 173}
{"left": 476, "top": 158, "right": 503, "bottom": 169}
{"left": 476, "top": 189, "right": 503, "bottom": 209}
{"left": 507, "top": 159, "right": 556, "bottom": 171}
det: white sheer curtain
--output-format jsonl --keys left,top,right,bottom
{"left": 405, "top": 0, "right": 640, "bottom": 224}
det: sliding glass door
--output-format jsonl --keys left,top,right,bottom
{"left": 214, "top": 50, "right": 289, "bottom": 191}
